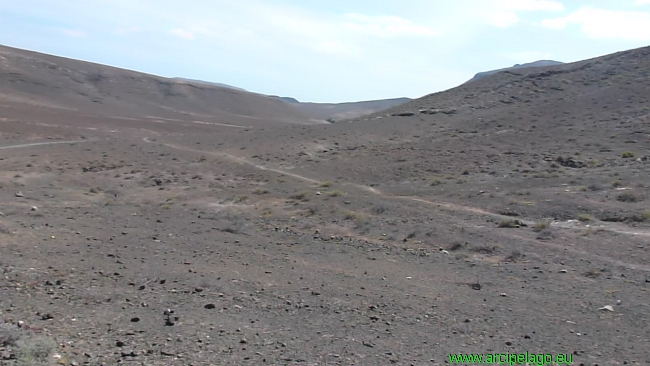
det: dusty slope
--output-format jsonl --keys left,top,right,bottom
{"left": 0, "top": 44, "right": 317, "bottom": 125}
{"left": 466, "top": 60, "right": 564, "bottom": 84}
{"left": 0, "top": 45, "right": 649, "bottom": 366}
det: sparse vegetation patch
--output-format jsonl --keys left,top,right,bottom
{"left": 577, "top": 214, "right": 593, "bottom": 222}
{"left": 617, "top": 191, "right": 643, "bottom": 202}
{"left": 642, "top": 212, "right": 650, "bottom": 222}
{"left": 498, "top": 219, "right": 521, "bottom": 228}
{"left": 533, "top": 219, "right": 552, "bottom": 232}
{"left": 289, "top": 190, "right": 310, "bottom": 201}
{"left": 505, "top": 250, "right": 523, "bottom": 262}
{"left": 326, "top": 190, "right": 346, "bottom": 197}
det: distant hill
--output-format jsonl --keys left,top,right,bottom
{"left": 0, "top": 43, "right": 410, "bottom": 124}
{"left": 466, "top": 60, "right": 564, "bottom": 84}
{"left": 269, "top": 96, "right": 300, "bottom": 104}
{"left": 270, "top": 96, "right": 412, "bottom": 121}
{"left": 0, "top": 44, "right": 315, "bottom": 124}
{"left": 172, "top": 78, "right": 247, "bottom": 92}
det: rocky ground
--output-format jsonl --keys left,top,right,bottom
{"left": 1, "top": 46, "right": 650, "bottom": 365}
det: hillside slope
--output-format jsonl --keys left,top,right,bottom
{"left": 0, "top": 44, "right": 315, "bottom": 124}
{"left": 466, "top": 60, "right": 564, "bottom": 84}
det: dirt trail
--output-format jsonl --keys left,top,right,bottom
{"left": 143, "top": 137, "right": 650, "bottom": 245}
{"left": 143, "top": 138, "right": 321, "bottom": 184}
{"left": 0, "top": 139, "right": 96, "bottom": 150}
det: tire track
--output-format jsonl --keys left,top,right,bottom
{"left": 0, "top": 139, "right": 96, "bottom": 150}
{"left": 142, "top": 137, "right": 650, "bottom": 270}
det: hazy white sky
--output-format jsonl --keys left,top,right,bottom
{"left": 1, "top": 1, "right": 650, "bottom": 102}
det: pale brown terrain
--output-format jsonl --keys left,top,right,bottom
{"left": 0, "top": 44, "right": 649, "bottom": 366}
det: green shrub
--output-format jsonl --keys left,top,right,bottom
{"left": 617, "top": 191, "right": 643, "bottom": 203}
{"left": 577, "top": 214, "right": 593, "bottom": 222}
{"left": 289, "top": 191, "right": 310, "bottom": 201}
{"left": 621, "top": 151, "right": 635, "bottom": 158}
{"left": 343, "top": 210, "right": 358, "bottom": 220}
{"left": 533, "top": 220, "right": 551, "bottom": 232}
{"left": 16, "top": 336, "right": 57, "bottom": 365}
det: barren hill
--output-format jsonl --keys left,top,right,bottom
{"left": 172, "top": 78, "right": 247, "bottom": 92}
{"left": 0, "top": 44, "right": 649, "bottom": 365}
{"left": 466, "top": 59, "right": 564, "bottom": 84}
{"left": 0, "top": 44, "right": 316, "bottom": 125}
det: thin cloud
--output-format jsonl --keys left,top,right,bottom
{"left": 343, "top": 14, "right": 438, "bottom": 38}
{"left": 636, "top": 0, "right": 650, "bottom": 5}
{"left": 488, "top": 11, "right": 520, "bottom": 28}
{"left": 63, "top": 29, "right": 87, "bottom": 37}
{"left": 541, "top": 7, "right": 650, "bottom": 41}
{"left": 497, "top": 0, "right": 564, "bottom": 12}
{"left": 482, "top": 0, "right": 563, "bottom": 28}
{"left": 170, "top": 28, "right": 195, "bottom": 40}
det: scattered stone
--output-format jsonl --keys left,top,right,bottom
{"left": 2, "top": 349, "right": 16, "bottom": 360}
{"left": 555, "top": 156, "right": 586, "bottom": 168}
{"left": 598, "top": 305, "right": 614, "bottom": 312}
{"left": 391, "top": 112, "right": 415, "bottom": 117}
{"left": 130, "top": 317, "right": 140, "bottom": 322}
{"left": 30, "top": 206, "right": 38, "bottom": 211}
{"left": 121, "top": 350, "right": 137, "bottom": 358}
{"left": 164, "top": 309, "right": 177, "bottom": 326}
{"left": 15, "top": 191, "right": 24, "bottom": 197}
{"left": 204, "top": 304, "right": 216, "bottom": 309}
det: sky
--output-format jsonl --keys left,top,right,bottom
{"left": 1, "top": 1, "right": 650, "bottom": 103}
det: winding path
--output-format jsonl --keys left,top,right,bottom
{"left": 142, "top": 136, "right": 650, "bottom": 272}
{"left": 0, "top": 139, "right": 96, "bottom": 150}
